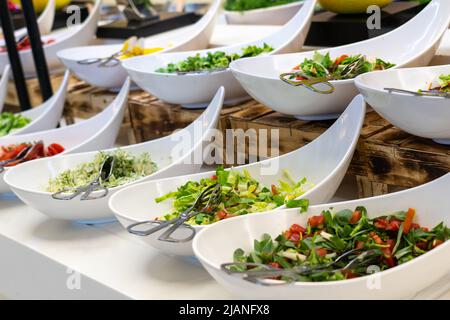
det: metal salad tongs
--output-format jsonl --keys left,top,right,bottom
{"left": 51, "top": 156, "right": 115, "bottom": 201}
{"left": 221, "top": 249, "right": 383, "bottom": 286}
{"left": 0, "top": 145, "right": 32, "bottom": 174}
{"left": 279, "top": 55, "right": 370, "bottom": 94}
{"left": 77, "top": 51, "right": 122, "bottom": 68}
{"left": 384, "top": 88, "right": 450, "bottom": 98}
{"left": 127, "top": 183, "right": 222, "bottom": 243}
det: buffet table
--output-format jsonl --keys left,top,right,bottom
{"left": 1, "top": 22, "right": 450, "bottom": 300}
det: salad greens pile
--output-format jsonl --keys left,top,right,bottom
{"left": 0, "top": 112, "right": 31, "bottom": 137}
{"left": 432, "top": 74, "right": 450, "bottom": 93}
{"left": 47, "top": 150, "right": 158, "bottom": 192}
{"left": 224, "top": 0, "right": 301, "bottom": 11}
{"left": 157, "top": 166, "right": 309, "bottom": 226}
{"left": 156, "top": 43, "right": 273, "bottom": 74}
{"left": 231, "top": 207, "right": 449, "bottom": 282}
{"left": 288, "top": 51, "right": 395, "bottom": 81}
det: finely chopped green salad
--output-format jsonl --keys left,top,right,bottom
{"left": 156, "top": 166, "right": 310, "bottom": 225}
{"left": 156, "top": 43, "right": 273, "bottom": 74}
{"left": 47, "top": 150, "right": 158, "bottom": 192}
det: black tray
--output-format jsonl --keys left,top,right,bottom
{"left": 305, "top": 1, "right": 427, "bottom": 47}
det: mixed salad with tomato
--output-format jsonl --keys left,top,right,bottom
{"left": 231, "top": 207, "right": 449, "bottom": 282}
{"left": 0, "top": 141, "right": 64, "bottom": 167}
{"left": 0, "top": 35, "right": 55, "bottom": 53}
{"left": 156, "top": 166, "right": 309, "bottom": 226}
{"left": 287, "top": 51, "right": 395, "bottom": 81}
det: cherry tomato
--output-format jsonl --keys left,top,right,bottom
{"left": 290, "top": 224, "right": 306, "bottom": 234}
{"left": 308, "top": 215, "right": 325, "bottom": 228}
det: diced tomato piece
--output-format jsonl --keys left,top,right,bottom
{"left": 290, "top": 232, "right": 301, "bottom": 244}
{"left": 416, "top": 241, "right": 428, "bottom": 250}
{"left": 271, "top": 184, "right": 278, "bottom": 195}
{"left": 316, "top": 248, "right": 327, "bottom": 257}
{"left": 349, "top": 211, "right": 361, "bottom": 224}
{"left": 216, "top": 210, "right": 227, "bottom": 220}
{"left": 411, "top": 223, "right": 420, "bottom": 230}
{"left": 386, "top": 239, "right": 396, "bottom": 251}
{"left": 284, "top": 230, "right": 292, "bottom": 240}
{"left": 386, "top": 219, "right": 401, "bottom": 231}
{"left": 268, "top": 262, "right": 280, "bottom": 269}
{"left": 356, "top": 241, "right": 365, "bottom": 249}
{"left": 46, "top": 143, "right": 65, "bottom": 157}
{"left": 334, "top": 54, "right": 349, "bottom": 65}
{"left": 432, "top": 239, "right": 444, "bottom": 248}
{"left": 384, "top": 256, "right": 396, "bottom": 268}
{"left": 374, "top": 219, "right": 388, "bottom": 230}
{"left": 295, "top": 76, "right": 306, "bottom": 81}
{"left": 403, "top": 208, "right": 415, "bottom": 234}
{"left": 293, "top": 65, "right": 300, "bottom": 70}
{"left": 342, "top": 269, "right": 358, "bottom": 279}
{"left": 210, "top": 175, "right": 217, "bottom": 180}
{"left": 421, "top": 227, "right": 429, "bottom": 232}
{"left": 308, "top": 215, "right": 325, "bottom": 228}
{"left": 290, "top": 223, "right": 306, "bottom": 234}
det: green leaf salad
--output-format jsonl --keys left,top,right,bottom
{"left": 224, "top": 0, "right": 301, "bottom": 12}
{"left": 0, "top": 112, "right": 31, "bottom": 137}
{"left": 156, "top": 166, "right": 309, "bottom": 225}
{"left": 156, "top": 43, "right": 273, "bottom": 74}
{"left": 288, "top": 52, "right": 395, "bottom": 81}
{"left": 47, "top": 150, "right": 158, "bottom": 192}
{"left": 230, "top": 207, "right": 449, "bottom": 282}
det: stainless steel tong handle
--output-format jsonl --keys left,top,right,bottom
{"left": 0, "top": 145, "right": 33, "bottom": 175}
{"left": 77, "top": 52, "right": 121, "bottom": 68}
{"left": 280, "top": 72, "right": 335, "bottom": 94}
{"left": 51, "top": 156, "right": 114, "bottom": 201}
{"left": 385, "top": 87, "right": 450, "bottom": 98}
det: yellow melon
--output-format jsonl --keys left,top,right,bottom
{"left": 12, "top": 0, "right": 72, "bottom": 13}
{"left": 318, "top": 0, "right": 393, "bottom": 14}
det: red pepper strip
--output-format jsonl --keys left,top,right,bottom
{"left": 403, "top": 208, "right": 415, "bottom": 234}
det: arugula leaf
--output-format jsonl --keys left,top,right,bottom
{"left": 285, "top": 199, "right": 309, "bottom": 212}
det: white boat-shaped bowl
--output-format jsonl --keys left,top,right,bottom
{"left": 57, "top": 0, "right": 221, "bottom": 89}
{"left": 230, "top": 0, "right": 450, "bottom": 120}
{"left": 0, "top": 70, "right": 69, "bottom": 140}
{"left": 109, "top": 94, "right": 366, "bottom": 257}
{"left": 0, "top": 64, "right": 10, "bottom": 113}
{"left": 0, "top": 78, "right": 130, "bottom": 193}
{"left": 0, "top": 0, "right": 54, "bottom": 40}
{"left": 123, "top": 0, "right": 316, "bottom": 108}
{"left": 193, "top": 173, "right": 450, "bottom": 300}
{"left": 224, "top": 1, "right": 304, "bottom": 25}
{"left": 0, "top": 0, "right": 100, "bottom": 77}
{"left": 355, "top": 64, "right": 450, "bottom": 145}
{"left": 4, "top": 87, "right": 225, "bottom": 223}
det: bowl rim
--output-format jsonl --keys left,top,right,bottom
{"left": 223, "top": 1, "right": 304, "bottom": 15}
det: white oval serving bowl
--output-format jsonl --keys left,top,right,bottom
{"left": 193, "top": 173, "right": 450, "bottom": 300}
{"left": 123, "top": 0, "right": 316, "bottom": 108}
{"left": 355, "top": 64, "right": 450, "bottom": 145}
{"left": 0, "top": 64, "right": 10, "bottom": 113}
{"left": 0, "top": 0, "right": 100, "bottom": 77}
{"left": 109, "top": 94, "right": 366, "bottom": 257}
{"left": 224, "top": 1, "right": 304, "bottom": 25}
{"left": 4, "top": 87, "right": 225, "bottom": 224}
{"left": 0, "top": 78, "right": 130, "bottom": 193}
{"left": 0, "top": 69, "right": 69, "bottom": 140}
{"left": 58, "top": 0, "right": 221, "bottom": 90}
{"left": 230, "top": 0, "right": 450, "bottom": 120}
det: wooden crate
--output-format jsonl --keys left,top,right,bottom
{"left": 8, "top": 76, "right": 449, "bottom": 198}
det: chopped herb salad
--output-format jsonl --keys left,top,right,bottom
{"left": 156, "top": 44, "right": 273, "bottom": 74}
{"left": 157, "top": 166, "right": 309, "bottom": 225}
{"left": 424, "top": 74, "right": 450, "bottom": 93}
{"left": 47, "top": 150, "right": 158, "bottom": 192}
{"left": 230, "top": 207, "right": 449, "bottom": 282}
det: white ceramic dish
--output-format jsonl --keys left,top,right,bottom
{"left": 123, "top": 0, "right": 316, "bottom": 108}
{"left": 4, "top": 87, "right": 225, "bottom": 223}
{"left": 224, "top": 1, "right": 304, "bottom": 25}
{"left": 230, "top": 0, "right": 450, "bottom": 120}
{"left": 0, "top": 0, "right": 55, "bottom": 41}
{"left": 0, "top": 65, "right": 10, "bottom": 113}
{"left": 0, "top": 0, "right": 100, "bottom": 77}
{"left": 355, "top": 64, "right": 450, "bottom": 145}
{"left": 0, "top": 69, "right": 69, "bottom": 140}
{"left": 193, "top": 173, "right": 450, "bottom": 300}
{"left": 0, "top": 78, "right": 130, "bottom": 193}
{"left": 109, "top": 94, "right": 366, "bottom": 257}
{"left": 57, "top": 0, "right": 221, "bottom": 89}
